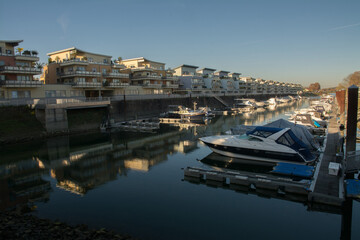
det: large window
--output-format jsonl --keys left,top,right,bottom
{"left": 11, "top": 90, "right": 30, "bottom": 99}
{"left": 16, "top": 62, "right": 30, "bottom": 67}
{"left": 17, "top": 75, "right": 31, "bottom": 81}
{"left": 70, "top": 90, "right": 84, "bottom": 97}
{"left": 45, "top": 90, "right": 66, "bottom": 98}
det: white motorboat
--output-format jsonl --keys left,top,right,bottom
{"left": 200, "top": 126, "right": 317, "bottom": 164}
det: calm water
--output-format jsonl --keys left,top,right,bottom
{"left": 1, "top": 100, "right": 359, "bottom": 240}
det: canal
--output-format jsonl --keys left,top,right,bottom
{"left": 1, "top": 99, "right": 359, "bottom": 240}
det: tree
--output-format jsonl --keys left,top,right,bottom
{"left": 308, "top": 82, "right": 321, "bottom": 92}
{"left": 117, "top": 57, "right": 122, "bottom": 62}
{"left": 16, "top": 47, "right": 24, "bottom": 55}
{"left": 337, "top": 71, "right": 360, "bottom": 89}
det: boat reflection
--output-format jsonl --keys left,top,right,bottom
{"left": 186, "top": 152, "right": 343, "bottom": 215}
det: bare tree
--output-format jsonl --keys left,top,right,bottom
{"left": 337, "top": 71, "right": 360, "bottom": 89}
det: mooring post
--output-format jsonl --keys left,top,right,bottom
{"left": 346, "top": 85, "right": 358, "bottom": 153}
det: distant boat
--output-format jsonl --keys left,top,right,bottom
{"left": 200, "top": 126, "right": 317, "bottom": 164}
{"left": 163, "top": 104, "right": 206, "bottom": 122}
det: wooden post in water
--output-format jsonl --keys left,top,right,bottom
{"left": 346, "top": 85, "right": 358, "bottom": 153}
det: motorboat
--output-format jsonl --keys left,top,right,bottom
{"left": 200, "top": 126, "right": 317, "bottom": 164}
{"left": 164, "top": 104, "right": 206, "bottom": 122}
{"left": 265, "top": 98, "right": 278, "bottom": 106}
{"left": 233, "top": 98, "right": 257, "bottom": 108}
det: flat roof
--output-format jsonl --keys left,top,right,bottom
{"left": 0, "top": 40, "right": 23, "bottom": 46}
{"left": 122, "top": 57, "right": 165, "bottom": 65}
{"left": 174, "top": 64, "right": 199, "bottom": 69}
{"left": 47, "top": 47, "right": 112, "bottom": 58}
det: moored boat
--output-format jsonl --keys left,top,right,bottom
{"left": 200, "top": 126, "right": 317, "bottom": 164}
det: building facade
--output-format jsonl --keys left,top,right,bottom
{"left": 0, "top": 40, "right": 43, "bottom": 99}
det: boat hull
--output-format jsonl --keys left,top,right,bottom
{"left": 203, "top": 142, "right": 307, "bottom": 164}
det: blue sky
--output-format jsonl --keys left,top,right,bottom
{"left": 1, "top": 0, "right": 360, "bottom": 88}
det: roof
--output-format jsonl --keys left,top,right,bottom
{"left": 0, "top": 40, "right": 23, "bottom": 46}
{"left": 47, "top": 47, "right": 112, "bottom": 58}
{"left": 173, "top": 64, "right": 199, "bottom": 69}
{"left": 198, "top": 67, "right": 216, "bottom": 71}
{"left": 215, "top": 70, "right": 230, "bottom": 74}
{"left": 230, "top": 72, "right": 241, "bottom": 75}
{"left": 121, "top": 57, "right": 165, "bottom": 65}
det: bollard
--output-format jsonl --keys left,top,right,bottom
{"left": 346, "top": 85, "right": 358, "bottom": 153}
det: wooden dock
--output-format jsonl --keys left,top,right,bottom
{"left": 308, "top": 113, "right": 345, "bottom": 206}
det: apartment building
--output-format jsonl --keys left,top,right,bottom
{"left": 121, "top": 57, "right": 179, "bottom": 94}
{"left": 43, "top": 47, "right": 132, "bottom": 98}
{"left": 0, "top": 40, "right": 43, "bottom": 99}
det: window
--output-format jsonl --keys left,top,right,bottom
{"left": 92, "top": 78, "right": 98, "bottom": 83}
{"left": 11, "top": 90, "right": 30, "bottom": 99}
{"left": 6, "top": 49, "right": 12, "bottom": 54}
{"left": 77, "top": 66, "right": 85, "bottom": 71}
{"left": 0, "top": 75, "right": 5, "bottom": 81}
{"left": 16, "top": 62, "right": 30, "bottom": 67}
{"left": 17, "top": 75, "right": 30, "bottom": 81}
{"left": 88, "top": 57, "right": 93, "bottom": 62}
{"left": 103, "top": 59, "right": 108, "bottom": 64}
{"left": 0, "top": 61, "right": 4, "bottom": 66}
{"left": 0, "top": 91, "right": 4, "bottom": 99}
{"left": 92, "top": 67, "right": 97, "bottom": 72}
{"left": 276, "top": 135, "right": 290, "bottom": 147}
{"left": 70, "top": 90, "right": 84, "bottom": 97}
{"left": 45, "top": 90, "right": 66, "bottom": 97}
{"left": 77, "top": 78, "right": 86, "bottom": 82}
{"left": 102, "top": 69, "right": 107, "bottom": 74}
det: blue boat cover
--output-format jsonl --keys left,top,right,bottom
{"left": 271, "top": 162, "right": 314, "bottom": 178}
{"left": 346, "top": 179, "right": 360, "bottom": 198}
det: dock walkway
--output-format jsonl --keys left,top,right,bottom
{"left": 309, "top": 111, "right": 344, "bottom": 206}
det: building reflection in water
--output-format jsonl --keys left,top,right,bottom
{"left": 33, "top": 128, "right": 199, "bottom": 195}
{"left": 0, "top": 100, "right": 306, "bottom": 207}
{"left": 0, "top": 146, "right": 51, "bottom": 211}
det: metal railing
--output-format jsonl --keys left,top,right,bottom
{"left": 0, "top": 66, "right": 42, "bottom": 73}
{"left": 1, "top": 80, "right": 43, "bottom": 87}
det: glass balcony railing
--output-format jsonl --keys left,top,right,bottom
{"left": 0, "top": 66, "right": 42, "bottom": 74}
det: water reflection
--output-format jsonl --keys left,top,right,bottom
{"left": 0, "top": 100, "right": 305, "bottom": 206}
{"left": 0, "top": 149, "right": 50, "bottom": 211}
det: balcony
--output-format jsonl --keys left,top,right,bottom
{"left": 72, "top": 82, "right": 102, "bottom": 88}
{"left": 104, "top": 72, "right": 129, "bottom": 78}
{"left": 143, "top": 83, "right": 162, "bottom": 88}
{"left": 15, "top": 54, "right": 40, "bottom": 62}
{"left": 0, "top": 66, "right": 42, "bottom": 74}
{"left": 106, "top": 82, "right": 130, "bottom": 88}
{"left": 162, "top": 76, "right": 178, "bottom": 81}
{"left": 132, "top": 75, "right": 162, "bottom": 80}
{"left": 162, "top": 84, "right": 179, "bottom": 89}
{"left": 59, "top": 71, "right": 101, "bottom": 77}
{"left": 0, "top": 80, "right": 43, "bottom": 88}
{"left": 60, "top": 59, "right": 89, "bottom": 66}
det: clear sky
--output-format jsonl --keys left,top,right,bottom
{"left": 1, "top": 0, "right": 359, "bottom": 88}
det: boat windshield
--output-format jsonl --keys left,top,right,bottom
{"left": 246, "top": 127, "right": 283, "bottom": 138}
{"left": 237, "top": 134, "right": 263, "bottom": 141}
